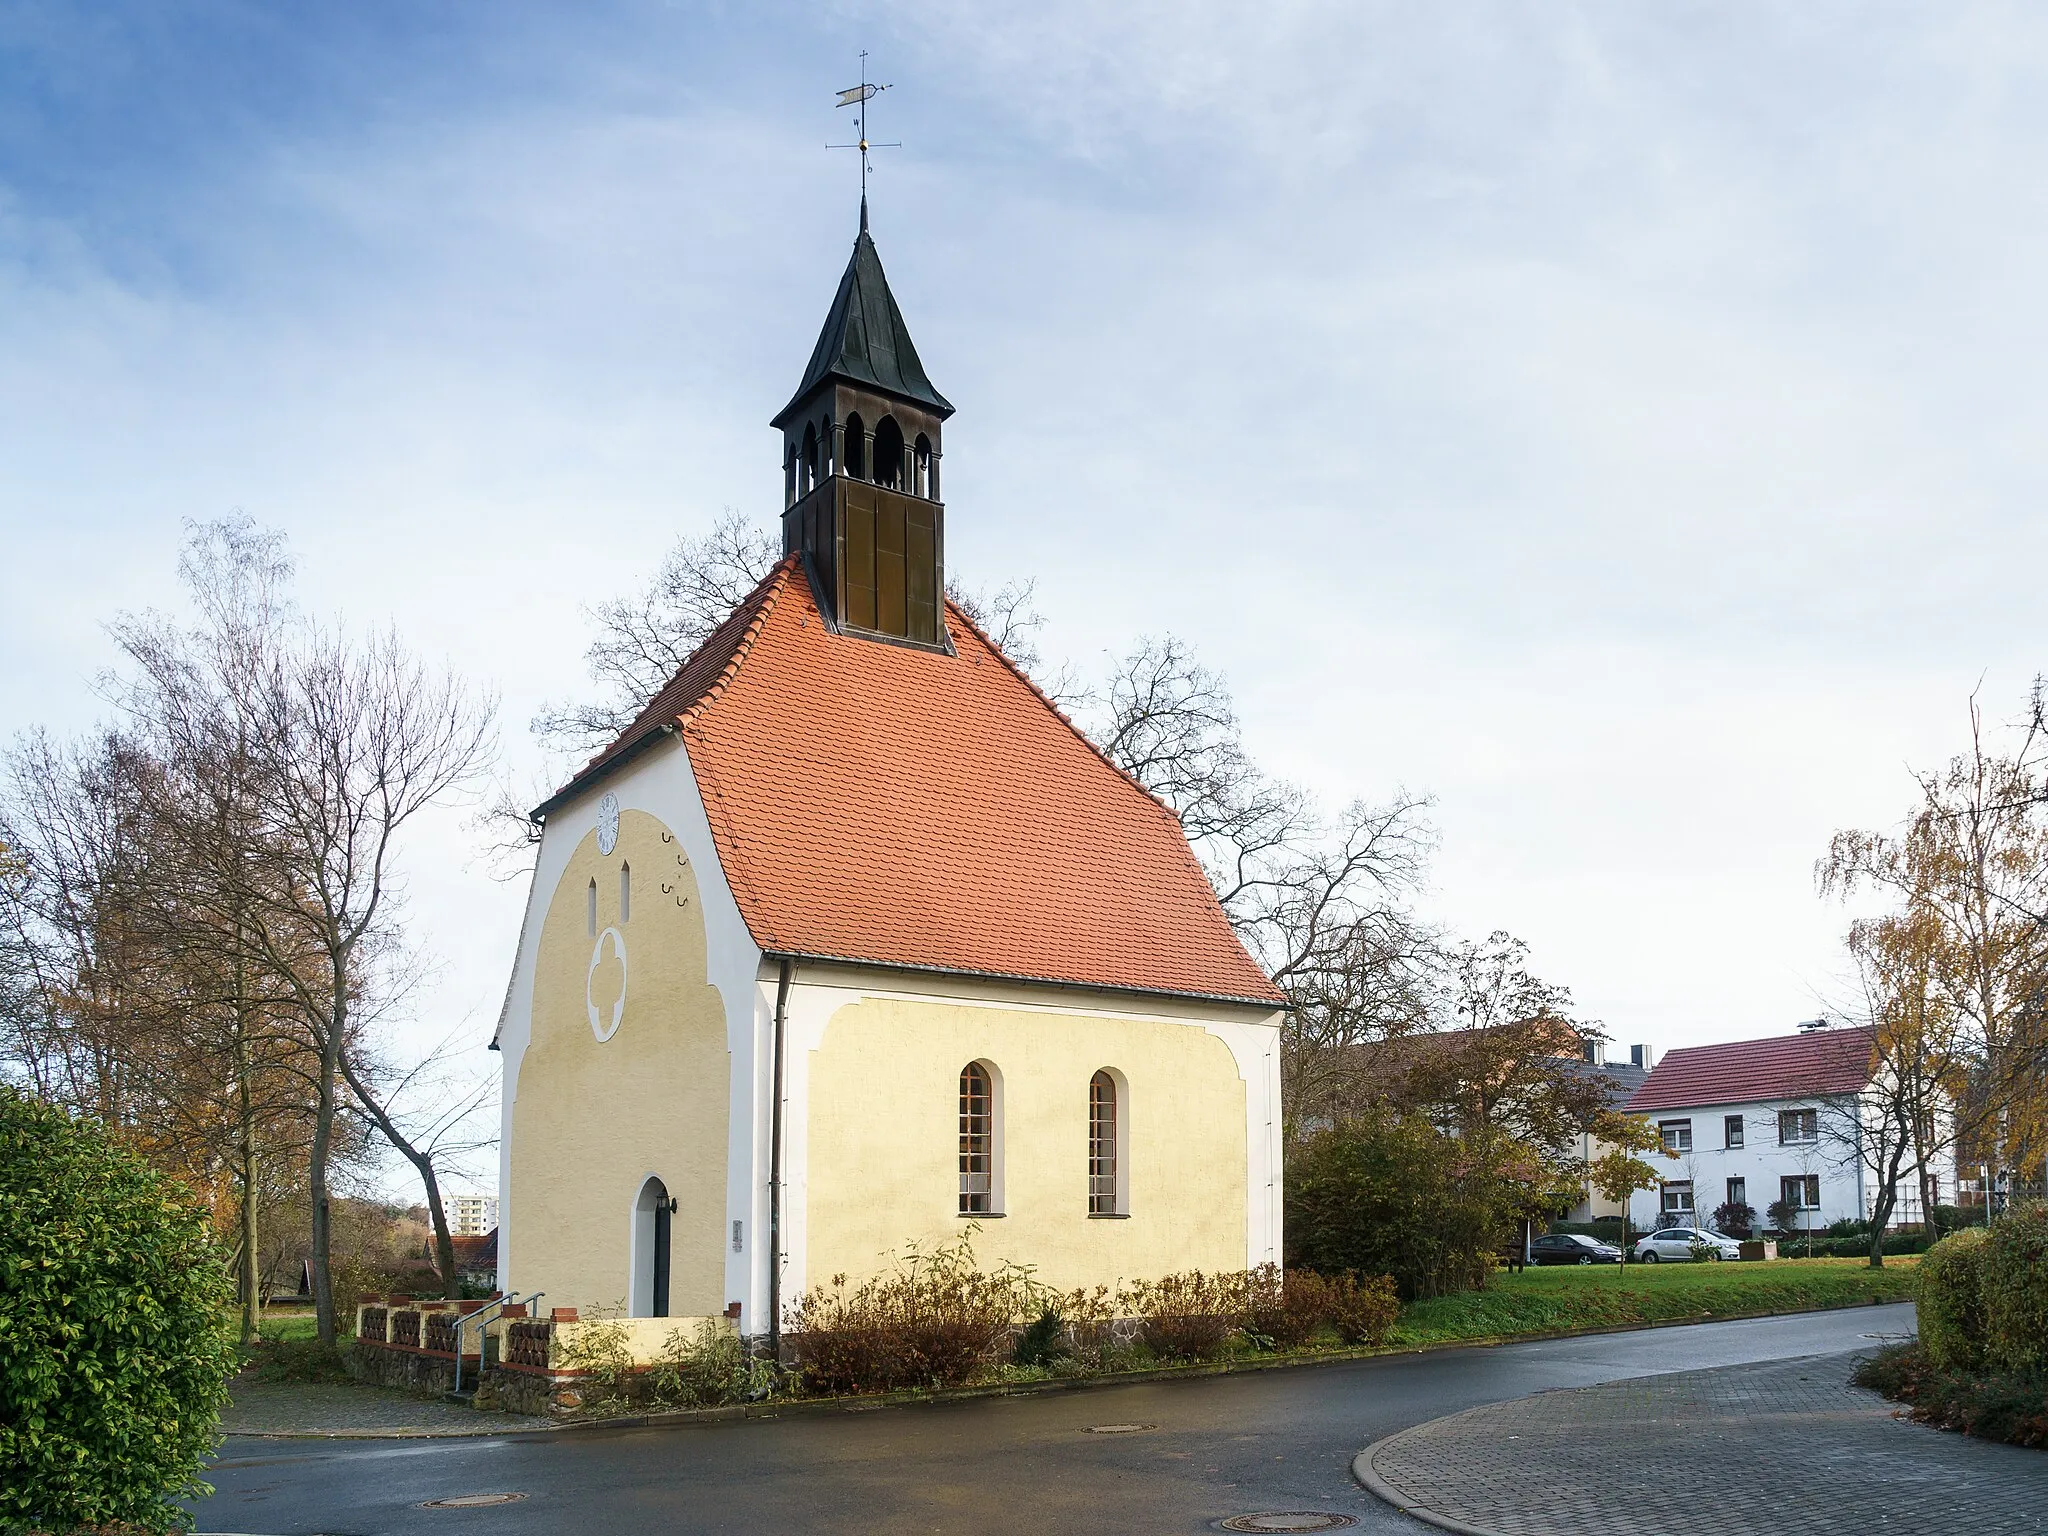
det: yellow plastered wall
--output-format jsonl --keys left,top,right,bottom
{"left": 805, "top": 995, "right": 1249, "bottom": 1293}
{"left": 509, "top": 808, "right": 729, "bottom": 1315}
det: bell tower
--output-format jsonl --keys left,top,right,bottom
{"left": 772, "top": 206, "right": 954, "bottom": 649}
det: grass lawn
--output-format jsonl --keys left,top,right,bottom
{"left": 1389, "top": 1256, "right": 1920, "bottom": 1348}
{"left": 248, "top": 1308, "right": 320, "bottom": 1344}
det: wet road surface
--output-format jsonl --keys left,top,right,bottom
{"left": 196, "top": 1302, "right": 1914, "bottom": 1536}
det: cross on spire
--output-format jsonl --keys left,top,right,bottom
{"left": 829, "top": 52, "right": 899, "bottom": 228}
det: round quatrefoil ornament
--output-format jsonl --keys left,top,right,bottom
{"left": 586, "top": 927, "right": 627, "bottom": 1043}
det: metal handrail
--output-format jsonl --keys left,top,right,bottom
{"left": 451, "top": 1291, "right": 542, "bottom": 1396}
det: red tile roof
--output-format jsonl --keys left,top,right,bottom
{"left": 553, "top": 558, "right": 1284, "bottom": 1007}
{"left": 1625, "top": 1027, "right": 1876, "bottom": 1113}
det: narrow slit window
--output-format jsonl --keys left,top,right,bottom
{"left": 1088, "top": 1071, "right": 1118, "bottom": 1215}
{"left": 587, "top": 877, "right": 597, "bottom": 936}
{"left": 959, "top": 1063, "right": 992, "bottom": 1214}
{"left": 619, "top": 863, "right": 631, "bottom": 924}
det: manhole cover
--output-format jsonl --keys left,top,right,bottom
{"left": 1218, "top": 1515, "right": 1357, "bottom": 1533}
{"left": 420, "top": 1493, "right": 527, "bottom": 1508}
{"left": 1083, "top": 1422, "right": 1158, "bottom": 1434}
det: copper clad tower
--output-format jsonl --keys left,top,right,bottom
{"left": 773, "top": 212, "right": 954, "bottom": 649}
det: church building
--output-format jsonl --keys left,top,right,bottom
{"left": 493, "top": 210, "right": 1287, "bottom": 1335}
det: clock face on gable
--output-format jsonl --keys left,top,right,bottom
{"left": 596, "top": 792, "right": 620, "bottom": 856}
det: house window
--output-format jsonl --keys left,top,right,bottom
{"left": 587, "top": 877, "right": 597, "bottom": 936}
{"left": 619, "top": 863, "right": 631, "bottom": 924}
{"left": 1726, "top": 1177, "right": 1747, "bottom": 1210}
{"left": 1088, "top": 1071, "right": 1122, "bottom": 1216}
{"left": 1781, "top": 1174, "right": 1821, "bottom": 1210}
{"left": 1661, "top": 1180, "right": 1694, "bottom": 1214}
{"left": 959, "top": 1062, "right": 994, "bottom": 1215}
{"left": 1724, "top": 1115, "right": 1744, "bottom": 1149}
{"left": 1778, "top": 1109, "right": 1818, "bottom": 1145}
{"left": 1659, "top": 1119, "right": 1692, "bottom": 1154}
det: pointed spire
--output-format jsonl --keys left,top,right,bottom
{"left": 860, "top": 192, "right": 868, "bottom": 235}
{"left": 772, "top": 213, "right": 952, "bottom": 426}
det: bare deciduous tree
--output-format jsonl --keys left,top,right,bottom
{"left": 1820, "top": 690, "right": 2048, "bottom": 1203}
{"left": 532, "top": 510, "right": 781, "bottom": 760}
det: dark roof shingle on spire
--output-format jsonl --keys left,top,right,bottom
{"left": 774, "top": 224, "right": 952, "bottom": 424}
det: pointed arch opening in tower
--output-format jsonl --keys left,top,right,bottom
{"left": 873, "top": 415, "right": 905, "bottom": 490}
{"left": 913, "top": 433, "right": 932, "bottom": 498}
{"left": 844, "top": 413, "right": 867, "bottom": 480}
{"left": 801, "top": 422, "right": 819, "bottom": 494}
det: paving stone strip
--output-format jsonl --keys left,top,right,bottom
{"left": 1355, "top": 1352, "right": 2048, "bottom": 1536}
{"left": 219, "top": 1378, "right": 546, "bottom": 1438}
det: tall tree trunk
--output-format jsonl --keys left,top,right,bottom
{"left": 309, "top": 988, "right": 344, "bottom": 1347}
{"left": 341, "top": 1054, "right": 461, "bottom": 1299}
{"left": 235, "top": 1007, "right": 261, "bottom": 1344}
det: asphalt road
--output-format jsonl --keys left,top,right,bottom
{"left": 196, "top": 1302, "right": 1915, "bottom": 1536}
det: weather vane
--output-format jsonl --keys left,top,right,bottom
{"left": 829, "top": 52, "right": 899, "bottom": 226}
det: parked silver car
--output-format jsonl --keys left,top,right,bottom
{"left": 1634, "top": 1227, "right": 1743, "bottom": 1262}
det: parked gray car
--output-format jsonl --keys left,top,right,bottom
{"left": 1634, "top": 1226, "right": 1743, "bottom": 1262}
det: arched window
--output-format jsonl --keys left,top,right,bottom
{"left": 959, "top": 1061, "right": 996, "bottom": 1214}
{"left": 873, "top": 415, "right": 905, "bottom": 489}
{"left": 586, "top": 877, "right": 597, "bottom": 936}
{"left": 913, "top": 433, "right": 932, "bottom": 497}
{"left": 619, "top": 863, "right": 631, "bottom": 924}
{"left": 844, "top": 413, "right": 866, "bottom": 480}
{"left": 633, "top": 1176, "right": 674, "bottom": 1317}
{"left": 1089, "top": 1070, "right": 1127, "bottom": 1216}
{"left": 801, "top": 422, "right": 819, "bottom": 493}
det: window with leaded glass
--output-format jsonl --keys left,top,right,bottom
{"left": 959, "top": 1062, "right": 993, "bottom": 1215}
{"left": 1089, "top": 1071, "right": 1119, "bottom": 1215}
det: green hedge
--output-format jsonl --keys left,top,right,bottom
{"left": 1983, "top": 1204, "right": 2048, "bottom": 1373}
{"left": 0, "top": 1088, "right": 237, "bottom": 1533}
{"left": 1918, "top": 1227, "right": 1991, "bottom": 1372}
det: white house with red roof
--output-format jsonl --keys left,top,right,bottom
{"left": 491, "top": 208, "right": 1286, "bottom": 1339}
{"left": 1622, "top": 1026, "right": 1949, "bottom": 1234}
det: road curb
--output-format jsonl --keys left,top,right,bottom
{"left": 1352, "top": 1436, "right": 1496, "bottom": 1536}
{"left": 219, "top": 1293, "right": 1915, "bottom": 1440}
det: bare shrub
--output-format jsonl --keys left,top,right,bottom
{"left": 785, "top": 1227, "right": 1051, "bottom": 1394}
{"left": 1117, "top": 1270, "right": 1247, "bottom": 1361}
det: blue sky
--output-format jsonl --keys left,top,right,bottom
{"left": 6, "top": 4, "right": 2048, "bottom": 1129}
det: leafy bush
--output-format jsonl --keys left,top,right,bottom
{"left": 1287, "top": 1110, "right": 1526, "bottom": 1299}
{"left": 0, "top": 1088, "right": 238, "bottom": 1534}
{"left": 650, "top": 1320, "right": 773, "bottom": 1408}
{"left": 1712, "top": 1202, "right": 1758, "bottom": 1238}
{"left": 1918, "top": 1226, "right": 1992, "bottom": 1373}
{"left": 1982, "top": 1202, "right": 2048, "bottom": 1373}
{"left": 1855, "top": 1342, "right": 2048, "bottom": 1448}
{"left": 786, "top": 1227, "right": 1049, "bottom": 1394}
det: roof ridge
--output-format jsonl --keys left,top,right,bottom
{"left": 677, "top": 555, "right": 796, "bottom": 729}
{"left": 943, "top": 597, "right": 1277, "bottom": 998}
{"left": 1654, "top": 1024, "right": 1876, "bottom": 1059}
{"left": 942, "top": 596, "right": 1186, "bottom": 831}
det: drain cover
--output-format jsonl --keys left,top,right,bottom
{"left": 1083, "top": 1423, "right": 1158, "bottom": 1434}
{"left": 420, "top": 1493, "right": 526, "bottom": 1508}
{"left": 1218, "top": 1515, "right": 1357, "bottom": 1533}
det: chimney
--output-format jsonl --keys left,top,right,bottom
{"left": 1630, "top": 1043, "right": 1656, "bottom": 1070}
{"left": 1581, "top": 1040, "right": 1607, "bottom": 1066}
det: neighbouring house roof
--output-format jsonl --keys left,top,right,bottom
{"left": 542, "top": 557, "right": 1283, "bottom": 1009}
{"left": 449, "top": 1230, "right": 496, "bottom": 1276}
{"left": 1557, "top": 1056, "right": 1648, "bottom": 1109}
{"left": 1625, "top": 1027, "right": 1877, "bottom": 1113}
